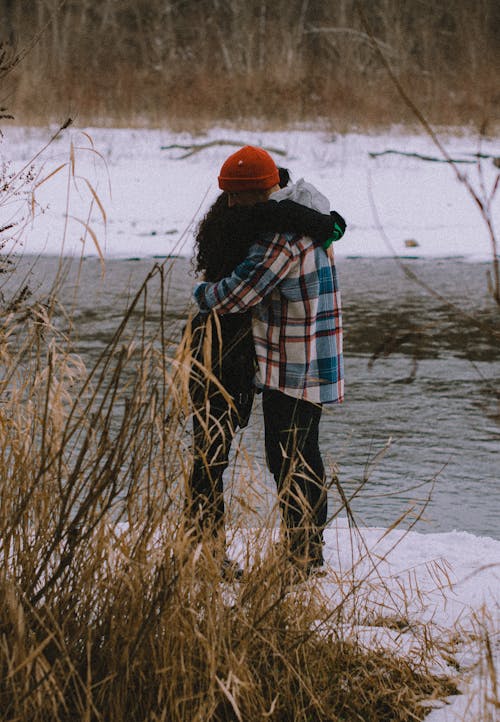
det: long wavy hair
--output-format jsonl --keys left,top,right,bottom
{"left": 193, "top": 167, "right": 290, "bottom": 282}
{"left": 193, "top": 194, "right": 252, "bottom": 282}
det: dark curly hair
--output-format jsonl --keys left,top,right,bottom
{"left": 193, "top": 193, "right": 256, "bottom": 282}
{"left": 193, "top": 167, "right": 291, "bottom": 282}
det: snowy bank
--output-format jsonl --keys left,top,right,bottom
{"left": 231, "top": 521, "right": 500, "bottom": 722}
{"left": 2, "top": 125, "right": 498, "bottom": 719}
{"left": 1, "top": 125, "right": 499, "bottom": 262}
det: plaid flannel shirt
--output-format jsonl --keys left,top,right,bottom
{"left": 193, "top": 232, "right": 344, "bottom": 404}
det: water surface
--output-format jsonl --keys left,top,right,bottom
{"left": 6, "top": 255, "right": 499, "bottom": 539}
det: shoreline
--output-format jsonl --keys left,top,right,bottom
{"left": 2, "top": 125, "right": 498, "bottom": 263}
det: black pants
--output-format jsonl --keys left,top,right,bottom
{"left": 187, "top": 391, "right": 253, "bottom": 538}
{"left": 262, "top": 389, "right": 326, "bottom": 564}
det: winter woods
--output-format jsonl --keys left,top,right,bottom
{"left": 1, "top": 0, "right": 499, "bottom": 127}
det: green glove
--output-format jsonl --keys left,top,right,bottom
{"left": 323, "top": 212, "right": 346, "bottom": 249}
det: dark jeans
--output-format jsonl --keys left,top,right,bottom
{"left": 262, "top": 389, "right": 326, "bottom": 564}
{"left": 187, "top": 391, "right": 253, "bottom": 538}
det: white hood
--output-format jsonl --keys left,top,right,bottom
{"left": 270, "top": 178, "right": 331, "bottom": 214}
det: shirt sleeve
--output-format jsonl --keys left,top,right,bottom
{"left": 193, "top": 233, "right": 295, "bottom": 313}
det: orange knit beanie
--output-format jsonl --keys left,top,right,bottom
{"left": 218, "top": 145, "right": 280, "bottom": 192}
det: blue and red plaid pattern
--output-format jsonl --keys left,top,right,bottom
{"left": 194, "top": 232, "right": 344, "bottom": 404}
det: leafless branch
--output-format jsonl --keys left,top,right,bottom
{"left": 160, "top": 139, "right": 287, "bottom": 159}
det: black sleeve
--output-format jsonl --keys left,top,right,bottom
{"left": 252, "top": 199, "right": 341, "bottom": 245}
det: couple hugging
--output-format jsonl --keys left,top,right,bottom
{"left": 186, "top": 145, "right": 345, "bottom": 582}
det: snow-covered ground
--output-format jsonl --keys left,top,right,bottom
{"left": 1, "top": 124, "right": 499, "bottom": 262}
{"left": 2, "top": 125, "right": 499, "bottom": 719}
{"left": 316, "top": 523, "right": 499, "bottom": 721}
{"left": 231, "top": 521, "right": 499, "bottom": 722}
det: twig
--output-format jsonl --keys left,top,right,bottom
{"left": 160, "top": 139, "right": 287, "bottom": 159}
{"left": 305, "top": 25, "right": 397, "bottom": 56}
{"left": 369, "top": 149, "right": 476, "bottom": 164}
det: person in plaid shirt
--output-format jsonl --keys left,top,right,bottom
{"left": 194, "top": 145, "right": 345, "bottom": 578}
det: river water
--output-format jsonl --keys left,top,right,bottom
{"left": 8, "top": 255, "right": 500, "bottom": 540}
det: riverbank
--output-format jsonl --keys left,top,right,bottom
{"left": 1, "top": 124, "right": 498, "bottom": 263}
{"left": 0, "top": 124, "right": 498, "bottom": 720}
{"left": 231, "top": 522, "right": 500, "bottom": 722}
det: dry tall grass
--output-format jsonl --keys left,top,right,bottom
{"left": 0, "top": 251, "right": 460, "bottom": 721}
{"left": 2, "top": 0, "right": 499, "bottom": 129}
{"left": 4, "top": 30, "right": 500, "bottom": 708}
{"left": 0, "top": 101, "right": 484, "bottom": 719}
{"left": 0, "top": 126, "right": 456, "bottom": 715}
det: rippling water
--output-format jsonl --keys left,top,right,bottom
{"left": 7, "top": 255, "right": 500, "bottom": 539}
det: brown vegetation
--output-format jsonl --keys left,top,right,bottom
{"left": 0, "top": 22, "right": 496, "bottom": 716}
{"left": 0, "top": 252, "right": 458, "bottom": 721}
{"left": 0, "top": 132, "right": 459, "bottom": 719}
{"left": 1, "top": 0, "right": 499, "bottom": 129}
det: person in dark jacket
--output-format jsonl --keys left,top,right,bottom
{"left": 187, "top": 167, "right": 345, "bottom": 579}
{"left": 186, "top": 193, "right": 257, "bottom": 580}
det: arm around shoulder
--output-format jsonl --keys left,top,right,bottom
{"left": 193, "top": 234, "right": 295, "bottom": 314}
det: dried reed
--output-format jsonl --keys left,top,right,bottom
{"left": 0, "top": 120, "right": 475, "bottom": 722}
{"left": 0, "top": 247, "right": 457, "bottom": 720}
{"left": 2, "top": 1, "right": 499, "bottom": 130}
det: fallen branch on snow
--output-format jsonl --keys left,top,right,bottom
{"left": 369, "top": 149, "right": 475, "bottom": 164}
{"left": 160, "top": 139, "right": 287, "bottom": 159}
{"left": 369, "top": 149, "right": 500, "bottom": 165}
